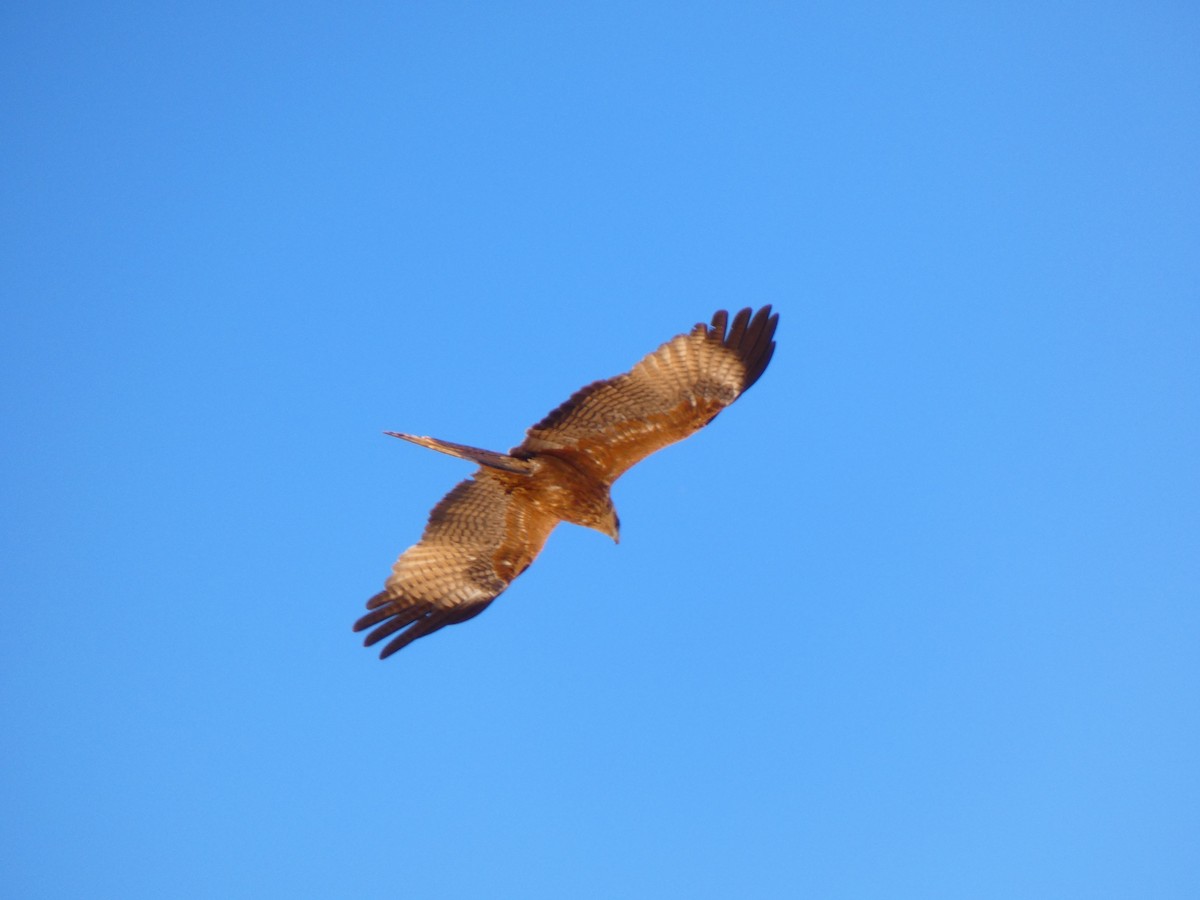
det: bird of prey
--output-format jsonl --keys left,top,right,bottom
{"left": 354, "top": 306, "right": 779, "bottom": 658}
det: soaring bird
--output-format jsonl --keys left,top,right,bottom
{"left": 354, "top": 306, "right": 778, "bottom": 658}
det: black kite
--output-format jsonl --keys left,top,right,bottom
{"left": 354, "top": 306, "right": 779, "bottom": 657}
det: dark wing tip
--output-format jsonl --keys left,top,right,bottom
{"left": 375, "top": 609, "right": 455, "bottom": 659}
{"left": 711, "top": 305, "right": 778, "bottom": 391}
{"left": 709, "top": 309, "right": 729, "bottom": 337}
{"left": 353, "top": 589, "right": 436, "bottom": 658}
{"left": 355, "top": 590, "right": 496, "bottom": 659}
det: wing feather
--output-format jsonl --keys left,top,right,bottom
{"left": 516, "top": 306, "right": 778, "bottom": 481}
{"left": 354, "top": 470, "right": 558, "bottom": 658}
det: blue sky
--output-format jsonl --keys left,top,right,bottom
{"left": 3, "top": 2, "right": 1198, "bottom": 897}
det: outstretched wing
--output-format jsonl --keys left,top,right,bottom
{"left": 515, "top": 306, "right": 778, "bottom": 482}
{"left": 353, "top": 470, "right": 559, "bottom": 658}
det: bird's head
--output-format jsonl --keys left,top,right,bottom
{"left": 600, "top": 505, "right": 621, "bottom": 544}
{"left": 582, "top": 494, "right": 620, "bottom": 544}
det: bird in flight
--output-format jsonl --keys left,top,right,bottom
{"left": 354, "top": 306, "right": 779, "bottom": 658}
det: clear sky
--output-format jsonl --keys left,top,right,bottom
{"left": 3, "top": 3, "right": 1198, "bottom": 898}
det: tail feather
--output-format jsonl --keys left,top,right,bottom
{"left": 384, "top": 432, "right": 534, "bottom": 474}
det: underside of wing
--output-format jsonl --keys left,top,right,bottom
{"left": 515, "top": 306, "right": 778, "bottom": 481}
{"left": 353, "top": 470, "right": 557, "bottom": 658}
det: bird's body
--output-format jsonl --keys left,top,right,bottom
{"left": 355, "top": 306, "right": 779, "bottom": 658}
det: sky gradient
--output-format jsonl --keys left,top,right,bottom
{"left": 3, "top": 3, "right": 1198, "bottom": 898}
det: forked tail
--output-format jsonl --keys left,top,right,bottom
{"left": 384, "top": 432, "right": 534, "bottom": 475}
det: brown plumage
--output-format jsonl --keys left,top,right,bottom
{"left": 354, "top": 306, "right": 779, "bottom": 658}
